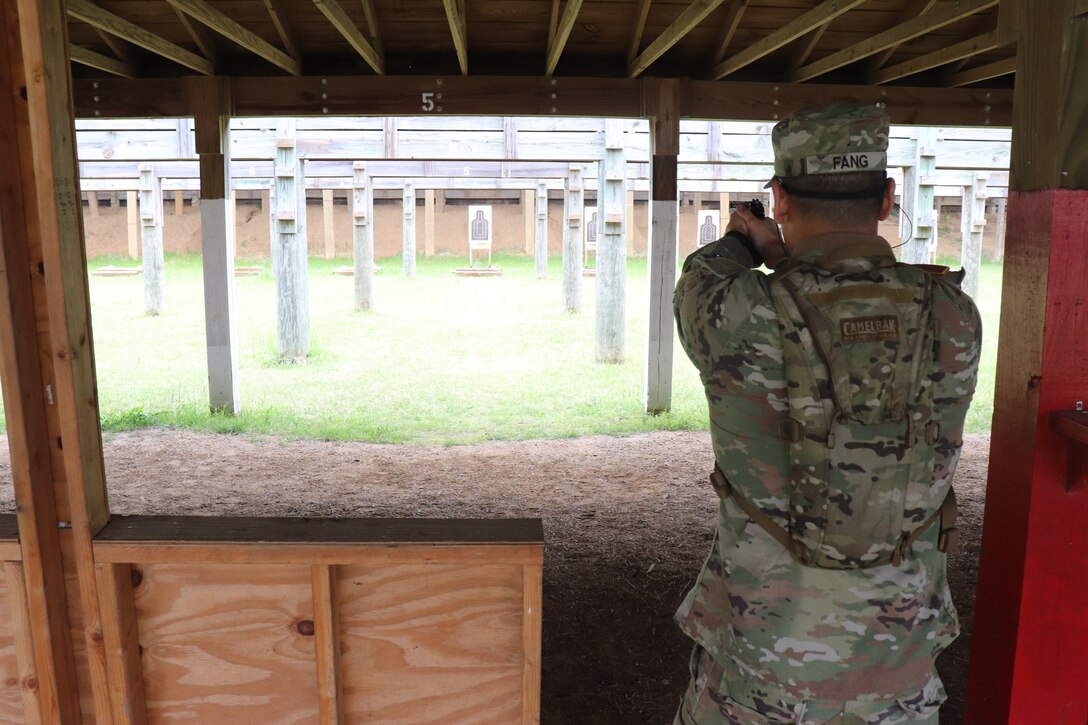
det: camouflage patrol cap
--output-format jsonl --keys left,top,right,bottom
{"left": 766, "top": 103, "right": 890, "bottom": 185}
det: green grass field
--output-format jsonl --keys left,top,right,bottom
{"left": 5, "top": 252, "right": 1001, "bottom": 444}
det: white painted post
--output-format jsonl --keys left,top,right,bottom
{"left": 626, "top": 190, "right": 636, "bottom": 254}
{"left": 562, "top": 164, "right": 583, "bottom": 313}
{"left": 194, "top": 92, "right": 241, "bottom": 413}
{"left": 139, "top": 163, "right": 165, "bottom": 315}
{"left": 322, "top": 189, "right": 335, "bottom": 259}
{"left": 402, "top": 182, "right": 416, "bottom": 277}
{"left": 352, "top": 161, "right": 374, "bottom": 311}
{"left": 595, "top": 119, "right": 627, "bottom": 364}
{"left": 424, "top": 189, "right": 436, "bottom": 256}
{"left": 645, "top": 82, "right": 680, "bottom": 413}
{"left": 272, "top": 119, "right": 310, "bottom": 360}
{"left": 960, "top": 172, "right": 988, "bottom": 298}
{"left": 535, "top": 181, "right": 548, "bottom": 278}
{"left": 901, "top": 130, "right": 938, "bottom": 264}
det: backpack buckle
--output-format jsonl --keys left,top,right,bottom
{"left": 925, "top": 421, "right": 942, "bottom": 445}
{"left": 938, "top": 526, "right": 960, "bottom": 553}
{"left": 779, "top": 418, "right": 803, "bottom": 443}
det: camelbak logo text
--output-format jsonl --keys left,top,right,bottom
{"left": 841, "top": 316, "right": 898, "bottom": 344}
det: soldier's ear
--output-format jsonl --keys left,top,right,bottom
{"left": 770, "top": 180, "right": 791, "bottom": 222}
{"left": 878, "top": 177, "right": 896, "bottom": 221}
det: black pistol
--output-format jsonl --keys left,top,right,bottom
{"left": 729, "top": 198, "right": 766, "bottom": 220}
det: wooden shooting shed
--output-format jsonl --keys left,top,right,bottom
{"left": 0, "top": 0, "right": 1084, "bottom": 723}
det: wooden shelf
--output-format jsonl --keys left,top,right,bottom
{"left": 1050, "top": 411, "right": 1088, "bottom": 491}
{"left": 0, "top": 514, "right": 19, "bottom": 561}
{"left": 93, "top": 514, "right": 544, "bottom": 565}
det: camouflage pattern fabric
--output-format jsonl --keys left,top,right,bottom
{"left": 672, "top": 232, "right": 981, "bottom": 717}
{"left": 769, "top": 104, "right": 890, "bottom": 179}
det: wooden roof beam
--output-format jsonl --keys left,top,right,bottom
{"left": 69, "top": 44, "right": 136, "bottom": 78}
{"left": 165, "top": 0, "right": 300, "bottom": 75}
{"left": 713, "top": 0, "right": 866, "bottom": 80}
{"left": 360, "top": 0, "right": 383, "bottom": 56}
{"left": 707, "top": 0, "right": 747, "bottom": 73}
{"left": 312, "top": 0, "right": 384, "bottom": 75}
{"left": 872, "top": 30, "right": 1002, "bottom": 84}
{"left": 947, "top": 55, "right": 1016, "bottom": 87}
{"left": 867, "top": 0, "right": 938, "bottom": 71}
{"left": 65, "top": 0, "right": 214, "bottom": 75}
{"left": 793, "top": 0, "right": 999, "bottom": 82}
{"left": 94, "top": 28, "right": 137, "bottom": 66}
{"left": 627, "top": 0, "right": 653, "bottom": 65}
{"left": 264, "top": 0, "right": 301, "bottom": 63}
{"left": 629, "top": 0, "right": 725, "bottom": 78}
{"left": 546, "top": 0, "right": 583, "bottom": 76}
{"left": 787, "top": 21, "right": 829, "bottom": 72}
{"left": 173, "top": 7, "right": 219, "bottom": 65}
{"left": 442, "top": 0, "right": 468, "bottom": 75}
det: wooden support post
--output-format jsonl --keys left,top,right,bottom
{"left": 994, "top": 196, "right": 1007, "bottom": 260}
{"left": 966, "top": 0, "right": 1088, "bottom": 720}
{"left": 959, "top": 172, "right": 987, "bottom": 298}
{"left": 174, "top": 189, "right": 184, "bottom": 216}
{"left": 424, "top": 189, "right": 435, "bottom": 256}
{"left": 352, "top": 162, "right": 374, "bottom": 311}
{"left": 189, "top": 76, "right": 240, "bottom": 413}
{"left": 562, "top": 165, "right": 583, "bottom": 313}
{"left": 87, "top": 191, "right": 99, "bottom": 217}
{"left": 402, "top": 182, "right": 416, "bottom": 277}
{"left": 626, "top": 189, "right": 635, "bottom": 254}
{"left": 534, "top": 182, "right": 548, "bottom": 278}
{"left": 139, "top": 163, "right": 165, "bottom": 315}
{"left": 644, "top": 79, "right": 680, "bottom": 413}
{"left": 322, "top": 189, "right": 335, "bottom": 259}
{"left": 0, "top": 0, "right": 113, "bottom": 717}
{"left": 95, "top": 563, "right": 147, "bottom": 724}
{"left": 311, "top": 565, "right": 344, "bottom": 725}
{"left": 595, "top": 120, "right": 627, "bottom": 364}
{"left": 260, "top": 188, "right": 270, "bottom": 212}
{"left": 523, "top": 188, "right": 534, "bottom": 255}
{"left": 126, "top": 191, "right": 139, "bottom": 258}
{"left": 272, "top": 119, "right": 309, "bottom": 360}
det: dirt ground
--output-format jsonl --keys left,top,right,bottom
{"left": 0, "top": 429, "right": 987, "bottom": 724}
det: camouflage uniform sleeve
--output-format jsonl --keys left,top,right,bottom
{"left": 674, "top": 233, "right": 772, "bottom": 374}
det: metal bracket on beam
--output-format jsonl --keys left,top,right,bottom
{"left": 1050, "top": 405, "right": 1088, "bottom": 492}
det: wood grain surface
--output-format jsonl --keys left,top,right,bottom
{"left": 133, "top": 564, "right": 318, "bottom": 724}
{"left": 338, "top": 563, "right": 524, "bottom": 724}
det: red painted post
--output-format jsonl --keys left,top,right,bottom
{"left": 966, "top": 190, "right": 1088, "bottom": 722}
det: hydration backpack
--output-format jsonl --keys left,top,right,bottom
{"left": 710, "top": 258, "right": 958, "bottom": 569}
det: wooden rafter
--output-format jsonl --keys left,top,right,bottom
{"left": 94, "top": 28, "right": 136, "bottom": 65}
{"left": 264, "top": 0, "right": 301, "bottom": 63}
{"left": 713, "top": 0, "right": 866, "bottom": 80}
{"left": 707, "top": 0, "right": 747, "bottom": 71}
{"left": 629, "top": 0, "right": 725, "bottom": 78}
{"left": 787, "top": 21, "right": 828, "bottom": 72}
{"left": 793, "top": 0, "right": 999, "bottom": 82}
{"left": 173, "top": 7, "right": 219, "bottom": 64}
{"left": 549, "top": 0, "right": 560, "bottom": 43}
{"left": 312, "top": 0, "right": 384, "bottom": 75}
{"left": 948, "top": 55, "right": 1016, "bottom": 86}
{"left": 442, "top": 0, "right": 469, "bottom": 75}
{"left": 868, "top": 0, "right": 938, "bottom": 70}
{"left": 546, "top": 0, "right": 583, "bottom": 76}
{"left": 65, "top": 0, "right": 214, "bottom": 75}
{"left": 360, "top": 0, "right": 383, "bottom": 55}
{"left": 872, "top": 30, "right": 1001, "bottom": 84}
{"left": 1073, "top": 0, "right": 1088, "bottom": 16}
{"left": 627, "top": 0, "right": 653, "bottom": 65}
{"left": 69, "top": 44, "right": 136, "bottom": 78}
{"left": 165, "top": 0, "right": 300, "bottom": 75}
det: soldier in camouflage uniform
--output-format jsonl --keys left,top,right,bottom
{"left": 672, "top": 104, "right": 982, "bottom": 724}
